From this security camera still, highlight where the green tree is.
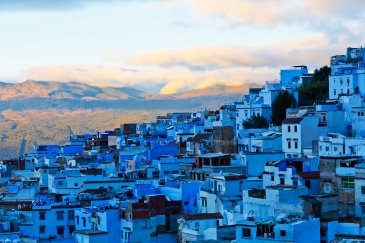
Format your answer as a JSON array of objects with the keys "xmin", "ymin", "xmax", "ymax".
[
  {"xmin": 243, "ymin": 114, "xmax": 269, "ymax": 129},
  {"xmin": 272, "ymin": 91, "xmax": 297, "ymax": 126},
  {"xmin": 299, "ymin": 66, "xmax": 331, "ymax": 106}
]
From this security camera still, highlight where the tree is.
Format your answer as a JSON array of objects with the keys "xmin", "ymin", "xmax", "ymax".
[
  {"xmin": 243, "ymin": 114, "xmax": 269, "ymax": 129},
  {"xmin": 298, "ymin": 66, "xmax": 331, "ymax": 106},
  {"xmin": 272, "ymin": 91, "xmax": 297, "ymax": 126}
]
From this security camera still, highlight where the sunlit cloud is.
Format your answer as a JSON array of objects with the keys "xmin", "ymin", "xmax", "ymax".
[
  {"xmin": 130, "ymin": 35, "xmax": 332, "ymax": 70},
  {"xmin": 23, "ymin": 64, "xmax": 276, "ymax": 94}
]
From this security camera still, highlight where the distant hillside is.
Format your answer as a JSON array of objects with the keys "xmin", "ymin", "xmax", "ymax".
[
  {"xmin": 0, "ymin": 80, "xmax": 249, "ymax": 160},
  {"xmin": 0, "ymin": 80, "xmax": 247, "ymax": 111}
]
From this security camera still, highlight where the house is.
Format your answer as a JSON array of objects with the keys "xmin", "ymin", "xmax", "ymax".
[
  {"xmin": 19, "ymin": 193, "xmax": 79, "ymax": 242},
  {"xmin": 282, "ymin": 111, "xmax": 328, "ymax": 158},
  {"xmin": 318, "ymin": 133, "xmax": 365, "ymax": 157},
  {"xmin": 186, "ymin": 133, "xmax": 213, "ymax": 155},
  {"xmin": 198, "ymin": 173, "xmax": 244, "ymax": 221},
  {"xmin": 263, "ymin": 157, "xmax": 320, "ymax": 195},
  {"xmin": 120, "ymin": 194, "xmax": 182, "ymax": 243},
  {"xmin": 329, "ymin": 47, "xmax": 365, "ymax": 100},
  {"xmin": 191, "ymin": 153, "xmax": 245, "ymax": 180},
  {"xmin": 238, "ymin": 131, "xmax": 282, "ymax": 154},
  {"xmin": 177, "ymin": 213, "xmax": 222, "ymax": 243},
  {"xmin": 235, "ymin": 215, "xmax": 320, "ymax": 243},
  {"xmin": 73, "ymin": 230, "xmax": 108, "ymax": 243},
  {"xmin": 74, "ymin": 203, "xmax": 120, "ymax": 243}
]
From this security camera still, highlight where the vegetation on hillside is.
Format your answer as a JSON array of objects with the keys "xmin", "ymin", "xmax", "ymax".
[
  {"xmin": 272, "ymin": 91, "xmax": 297, "ymax": 126},
  {"xmin": 243, "ymin": 114, "xmax": 269, "ymax": 129},
  {"xmin": 298, "ymin": 66, "xmax": 331, "ymax": 106}
]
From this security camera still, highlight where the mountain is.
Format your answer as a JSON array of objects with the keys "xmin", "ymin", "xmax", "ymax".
[
  {"xmin": 0, "ymin": 80, "xmax": 145, "ymax": 100},
  {"xmin": 0, "ymin": 80, "xmax": 249, "ymax": 160},
  {"xmin": 0, "ymin": 80, "xmax": 247, "ymax": 111}
]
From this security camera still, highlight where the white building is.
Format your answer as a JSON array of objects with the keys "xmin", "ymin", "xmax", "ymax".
[
  {"xmin": 177, "ymin": 213, "xmax": 222, "ymax": 243},
  {"xmin": 75, "ymin": 206, "xmax": 120, "ymax": 243},
  {"xmin": 318, "ymin": 133, "xmax": 365, "ymax": 157},
  {"xmin": 198, "ymin": 173, "xmax": 244, "ymax": 220},
  {"xmin": 235, "ymin": 216, "xmax": 320, "ymax": 243},
  {"xmin": 282, "ymin": 114, "xmax": 328, "ymax": 158}
]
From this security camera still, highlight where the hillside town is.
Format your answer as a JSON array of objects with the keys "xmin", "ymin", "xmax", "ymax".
[{"xmin": 2, "ymin": 47, "xmax": 365, "ymax": 243}]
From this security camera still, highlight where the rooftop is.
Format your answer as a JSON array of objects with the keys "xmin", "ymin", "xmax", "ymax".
[{"xmin": 182, "ymin": 213, "xmax": 222, "ymax": 221}]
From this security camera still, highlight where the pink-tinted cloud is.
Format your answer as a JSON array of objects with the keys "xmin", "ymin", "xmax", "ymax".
[
  {"xmin": 130, "ymin": 35, "xmax": 335, "ymax": 70},
  {"xmin": 23, "ymin": 64, "xmax": 276, "ymax": 94}
]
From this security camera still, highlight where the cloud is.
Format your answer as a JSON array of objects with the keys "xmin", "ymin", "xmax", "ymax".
[
  {"xmin": 190, "ymin": 0, "xmax": 365, "ymax": 43},
  {"xmin": 191, "ymin": 0, "xmax": 365, "ymax": 26},
  {"xmin": 130, "ymin": 35, "xmax": 336, "ymax": 71}
]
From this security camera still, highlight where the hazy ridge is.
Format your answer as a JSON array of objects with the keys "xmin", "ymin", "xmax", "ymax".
[{"xmin": 0, "ymin": 80, "xmax": 248, "ymax": 160}]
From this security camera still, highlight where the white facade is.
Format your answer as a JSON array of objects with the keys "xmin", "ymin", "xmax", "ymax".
[
  {"xmin": 282, "ymin": 120, "xmax": 302, "ymax": 158},
  {"xmin": 282, "ymin": 115, "xmax": 328, "ymax": 158},
  {"xmin": 235, "ymin": 217, "xmax": 320, "ymax": 243}
]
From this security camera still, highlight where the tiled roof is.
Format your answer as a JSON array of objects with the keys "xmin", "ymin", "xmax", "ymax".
[
  {"xmin": 190, "ymin": 133, "xmax": 212, "ymax": 142},
  {"xmin": 297, "ymin": 171, "xmax": 320, "ymax": 179},
  {"xmin": 282, "ymin": 118, "xmax": 304, "ymax": 124},
  {"xmin": 182, "ymin": 213, "xmax": 222, "ymax": 220}
]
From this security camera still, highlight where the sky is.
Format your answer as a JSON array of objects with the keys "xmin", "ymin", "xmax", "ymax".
[{"xmin": 0, "ymin": 0, "xmax": 365, "ymax": 94}]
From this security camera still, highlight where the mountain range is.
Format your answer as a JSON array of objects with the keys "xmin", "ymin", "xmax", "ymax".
[
  {"xmin": 0, "ymin": 80, "xmax": 249, "ymax": 160},
  {"xmin": 0, "ymin": 80, "xmax": 248, "ymax": 111}
]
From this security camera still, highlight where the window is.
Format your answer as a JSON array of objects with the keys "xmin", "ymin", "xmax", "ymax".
[
  {"xmin": 68, "ymin": 210, "xmax": 75, "ymax": 220},
  {"xmin": 361, "ymin": 186, "xmax": 365, "ymax": 194},
  {"xmin": 305, "ymin": 180, "xmax": 311, "ymax": 189},
  {"xmin": 76, "ymin": 216, "xmax": 79, "ymax": 225},
  {"xmin": 334, "ymin": 147, "xmax": 338, "ymax": 152},
  {"xmin": 294, "ymin": 125, "xmax": 297, "ymax": 132},
  {"xmin": 68, "ymin": 225, "xmax": 75, "ymax": 234},
  {"xmin": 195, "ymin": 222, "xmax": 199, "ymax": 229},
  {"xmin": 242, "ymin": 228, "xmax": 251, "ymax": 238},
  {"xmin": 292, "ymin": 178, "xmax": 298, "ymax": 187},
  {"xmin": 56, "ymin": 211, "xmax": 64, "ymax": 220},
  {"xmin": 334, "ymin": 89, "xmax": 336, "ymax": 96},
  {"xmin": 57, "ymin": 180, "xmax": 63, "ymax": 187},
  {"xmin": 57, "ymin": 226, "xmax": 64, "ymax": 236},
  {"xmin": 39, "ymin": 225, "xmax": 46, "ymax": 234},
  {"xmin": 201, "ymin": 197, "xmax": 207, "ymax": 207},
  {"xmin": 218, "ymin": 185, "xmax": 222, "ymax": 193},
  {"xmin": 287, "ymin": 141, "xmax": 291, "ymax": 149},
  {"xmin": 82, "ymin": 217, "xmax": 86, "ymax": 227},
  {"xmin": 74, "ymin": 183, "xmax": 78, "ymax": 187},
  {"xmin": 280, "ymin": 230, "xmax": 286, "ymax": 236},
  {"xmin": 256, "ymin": 224, "xmax": 274, "ymax": 237},
  {"xmin": 280, "ymin": 178, "xmax": 285, "ymax": 185},
  {"xmin": 342, "ymin": 177, "xmax": 355, "ymax": 189},
  {"xmin": 325, "ymin": 146, "xmax": 329, "ymax": 152},
  {"xmin": 39, "ymin": 212, "xmax": 46, "ymax": 220},
  {"xmin": 362, "ymin": 206, "xmax": 365, "ymax": 215},
  {"xmin": 271, "ymin": 175, "xmax": 274, "ymax": 181},
  {"xmin": 287, "ymin": 126, "xmax": 291, "ymax": 132},
  {"xmin": 294, "ymin": 141, "xmax": 298, "ymax": 149}
]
